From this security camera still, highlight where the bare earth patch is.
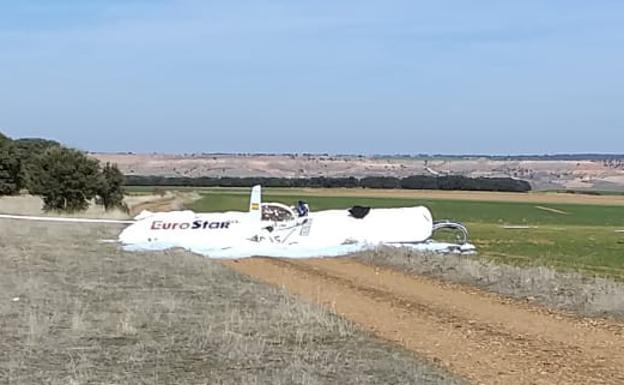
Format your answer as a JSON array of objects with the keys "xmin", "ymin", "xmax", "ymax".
[{"xmin": 226, "ymin": 257, "xmax": 624, "ymax": 385}]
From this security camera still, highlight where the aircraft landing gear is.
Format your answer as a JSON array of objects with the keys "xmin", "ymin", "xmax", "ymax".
[{"xmin": 431, "ymin": 220, "xmax": 469, "ymax": 244}]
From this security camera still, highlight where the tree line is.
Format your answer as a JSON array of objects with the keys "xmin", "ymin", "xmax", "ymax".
[
  {"xmin": 125, "ymin": 174, "xmax": 532, "ymax": 192},
  {"xmin": 0, "ymin": 133, "xmax": 125, "ymax": 212}
]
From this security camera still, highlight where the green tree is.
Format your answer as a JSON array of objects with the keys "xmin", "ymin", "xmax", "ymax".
[
  {"xmin": 13, "ymin": 138, "xmax": 60, "ymax": 154},
  {"xmin": 97, "ymin": 162, "xmax": 127, "ymax": 212},
  {"xmin": 29, "ymin": 146, "xmax": 102, "ymax": 212},
  {"xmin": 0, "ymin": 132, "xmax": 9, "ymax": 146},
  {"xmin": 12, "ymin": 138, "xmax": 61, "ymax": 192},
  {"xmin": 0, "ymin": 141, "xmax": 23, "ymax": 195}
]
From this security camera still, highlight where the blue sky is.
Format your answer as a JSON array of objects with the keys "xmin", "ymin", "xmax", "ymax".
[{"xmin": 1, "ymin": 1, "xmax": 623, "ymax": 154}]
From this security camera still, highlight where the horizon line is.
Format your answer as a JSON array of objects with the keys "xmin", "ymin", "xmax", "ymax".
[{"xmin": 88, "ymin": 151, "xmax": 624, "ymax": 158}]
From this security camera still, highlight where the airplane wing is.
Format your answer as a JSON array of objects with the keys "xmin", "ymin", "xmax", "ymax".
[{"xmin": 0, "ymin": 214, "xmax": 135, "ymax": 224}]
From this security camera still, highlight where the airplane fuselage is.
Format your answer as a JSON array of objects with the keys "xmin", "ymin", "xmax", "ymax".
[{"xmin": 119, "ymin": 205, "xmax": 434, "ymax": 252}]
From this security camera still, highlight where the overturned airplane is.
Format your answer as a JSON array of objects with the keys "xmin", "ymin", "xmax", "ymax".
[{"xmin": 118, "ymin": 186, "xmax": 475, "ymax": 258}]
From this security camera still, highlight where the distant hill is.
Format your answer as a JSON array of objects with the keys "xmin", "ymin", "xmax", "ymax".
[{"xmin": 92, "ymin": 153, "xmax": 624, "ymax": 191}]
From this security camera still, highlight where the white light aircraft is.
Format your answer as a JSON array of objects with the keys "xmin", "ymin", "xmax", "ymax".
[{"xmin": 0, "ymin": 186, "xmax": 475, "ymax": 258}]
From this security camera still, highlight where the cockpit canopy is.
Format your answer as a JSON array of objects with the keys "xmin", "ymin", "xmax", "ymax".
[{"xmin": 261, "ymin": 203, "xmax": 296, "ymax": 222}]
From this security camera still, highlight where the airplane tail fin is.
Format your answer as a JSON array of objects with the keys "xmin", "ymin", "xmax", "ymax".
[{"xmin": 249, "ymin": 185, "xmax": 262, "ymax": 221}]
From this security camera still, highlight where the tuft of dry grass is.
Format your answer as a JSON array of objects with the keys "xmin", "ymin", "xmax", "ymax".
[
  {"xmin": 0, "ymin": 220, "xmax": 466, "ymax": 385},
  {"xmin": 0, "ymin": 192, "xmax": 201, "ymax": 220},
  {"xmin": 355, "ymin": 247, "xmax": 624, "ymax": 318}
]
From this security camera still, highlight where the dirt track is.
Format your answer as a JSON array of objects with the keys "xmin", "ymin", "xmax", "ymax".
[{"xmin": 224, "ymin": 258, "xmax": 624, "ymax": 385}]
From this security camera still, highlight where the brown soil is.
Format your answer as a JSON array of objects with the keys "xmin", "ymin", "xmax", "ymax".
[{"xmin": 224, "ymin": 257, "xmax": 624, "ymax": 385}]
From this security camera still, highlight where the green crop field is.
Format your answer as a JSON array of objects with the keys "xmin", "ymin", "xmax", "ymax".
[{"xmin": 178, "ymin": 188, "xmax": 624, "ymax": 279}]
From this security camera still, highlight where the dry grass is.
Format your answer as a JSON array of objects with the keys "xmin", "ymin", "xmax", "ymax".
[
  {"xmin": 355, "ymin": 247, "xmax": 624, "ymax": 318},
  {"xmin": 0, "ymin": 221, "xmax": 466, "ymax": 385},
  {"xmin": 124, "ymin": 191, "xmax": 201, "ymax": 215},
  {"xmin": 0, "ymin": 192, "xmax": 201, "ymax": 219},
  {"xmin": 0, "ymin": 195, "xmax": 129, "ymax": 218}
]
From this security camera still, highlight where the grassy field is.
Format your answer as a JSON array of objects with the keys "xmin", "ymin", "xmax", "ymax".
[
  {"xmin": 175, "ymin": 188, "xmax": 624, "ymax": 278},
  {"xmin": 125, "ymin": 186, "xmax": 624, "ymax": 205},
  {"xmin": 0, "ymin": 220, "xmax": 465, "ymax": 385}
]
